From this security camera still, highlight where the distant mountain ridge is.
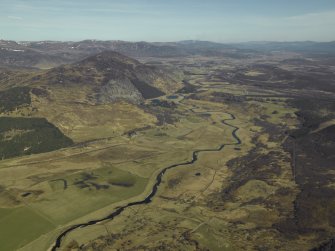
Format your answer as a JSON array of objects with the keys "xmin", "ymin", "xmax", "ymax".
[
  {"xmin": 231, "ymin": 41, "xmax": 335, "ymax": 53},
  {"xmin": 1, "ymin": 39, "xmax": 335, "ymax": 69}
]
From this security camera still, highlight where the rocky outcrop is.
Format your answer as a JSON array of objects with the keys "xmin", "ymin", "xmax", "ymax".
[{"xmin": 97, "ymin": 78, "xmax": 143, "ymax": 104}]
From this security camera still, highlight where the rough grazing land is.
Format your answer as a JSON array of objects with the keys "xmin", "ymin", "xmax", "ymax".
[{"xmin": 0, "ymin": 50, "xmax": 334, "ymax": 251}]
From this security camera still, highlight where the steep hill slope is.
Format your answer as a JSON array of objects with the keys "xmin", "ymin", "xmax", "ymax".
[
  {"xmin": 28, "ymin": 51, "xmax": 181, "ymax": 103},
  {"xmin": 0, "ymin": 51, "xmax": 182, "ymax": 143}
]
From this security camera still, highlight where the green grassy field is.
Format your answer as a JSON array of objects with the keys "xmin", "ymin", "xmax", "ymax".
[
  {"xmin": 0, "ymin": 165, "xmax": 148, "ymax": 251},
  {"xmin": 28, "ymin": 166, "xmax": 148, "ymax": 225},
  {"xmin": 0, "ymin": 207, "xmax": 54, "ymax": 251}
]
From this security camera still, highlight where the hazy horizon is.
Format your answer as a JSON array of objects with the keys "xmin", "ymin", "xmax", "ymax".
[
  {"xmin": 1, "ymin": 0, "xmax": 335, "ymax": 42},
  {"xmin": 2, "ymin": 39, "xmax": 335, "ymax": 44}
]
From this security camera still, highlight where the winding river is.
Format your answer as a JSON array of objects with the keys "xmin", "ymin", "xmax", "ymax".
[{"xmin": 51, "ymin": 111, "xmax": 241, "ymax": 250}]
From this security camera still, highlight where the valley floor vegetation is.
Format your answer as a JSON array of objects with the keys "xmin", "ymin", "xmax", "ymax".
[{"xmin": 0, "ymin": 48, "xmax": 334, "ymax": 251}]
